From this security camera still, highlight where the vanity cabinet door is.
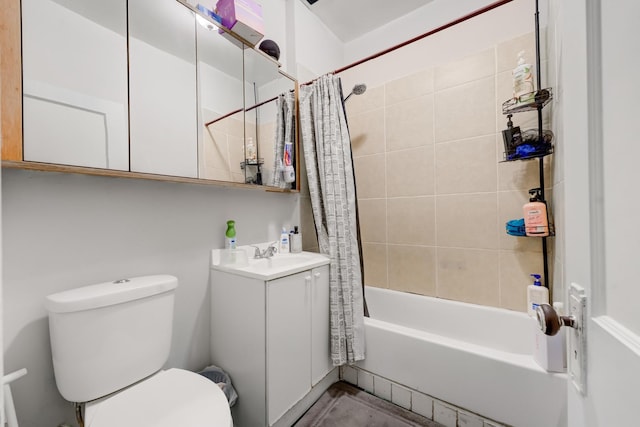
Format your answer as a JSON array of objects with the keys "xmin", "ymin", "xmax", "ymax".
[
  {"xmin": 266, "ymin": 271, "xmax": 312, "ymax": 426},
  {"xmin": 311, "ymin": 265, "xmax": 333, "ymax": 385}
]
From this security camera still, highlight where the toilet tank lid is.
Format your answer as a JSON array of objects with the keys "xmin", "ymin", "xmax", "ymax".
[{"xmin": 45, "ymin": 275, "xmax": 178, "ymax": 314}]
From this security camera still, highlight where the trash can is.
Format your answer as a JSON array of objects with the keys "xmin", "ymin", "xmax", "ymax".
[{"xmin": 198, "ymin": 365, "xmax": 238, "ymax": 407}]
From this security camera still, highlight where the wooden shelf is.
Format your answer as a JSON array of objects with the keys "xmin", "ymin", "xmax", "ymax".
[{"xmin": 1, "ymin": 160, "xmax": 298, "ymax": 193}]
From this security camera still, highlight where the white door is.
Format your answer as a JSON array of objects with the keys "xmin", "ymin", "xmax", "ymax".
[{"xmin": 561, "ymin": 0, "xmax": 640, "ymax": 425}]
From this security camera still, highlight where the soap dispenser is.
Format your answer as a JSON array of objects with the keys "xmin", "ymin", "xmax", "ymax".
[
  {"xmin": 527, "ymin": 273, "xmax": 549, "ymax": 317},
  {"xmin": 225, "ymin": 220, "xmax": 237, "ymax": 249},
  {"xmin": 523, "ymin": 188, "xmax": 549, "ymax": 237},
  {"xmin": 513, "ymin": 50, "xmax": 534, "ymax": 102}
]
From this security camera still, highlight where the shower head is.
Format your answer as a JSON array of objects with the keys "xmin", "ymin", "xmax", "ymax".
[{"xmin": 344, "ymin": 83, "xmax": 367, "ymax": 102}]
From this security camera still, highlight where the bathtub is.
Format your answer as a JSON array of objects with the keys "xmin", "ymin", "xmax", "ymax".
[{"xmin": 357, "ymin": 287, "xmax": 567, "ymax": 427}]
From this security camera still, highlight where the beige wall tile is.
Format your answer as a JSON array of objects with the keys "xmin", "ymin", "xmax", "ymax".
[
  {"xmin": 354, "ymin": 154, "xmax": 386, "ymax": 199},
  {"xmin": 349, "ymin": 108, "xmax": 386, "ymax": 156},
  {"xmin": 228, "ymin": 115, "xmax": 245, "ymax": 137},
  {"xmin": 388, "ymin": 245, "xmax": 436, "ymax": 296},
  {"xmin": 437, "ymin": 248, "xmax": 500, "ymax": 306},
  {"xmin": 435, "ymin": 77, "xmax": 495, "ymax": 143},
  {"xmin": 385, "ymin": 94, "xmax": 434, "ymax": 152},
  {"xmin": 228, "ymin": 135, "xmax": 245, "ymax": 175},
  {"xmin": 385, "ymin": 69, "xmax": 434, "ymax": 106},
  {"xmin": 435, "ymin": 135, "xmax": 497, "ymax": 194},
  {"xmin": 434, "ymin": 48, "xmax": 495, "ymax": 91},
  {"xmin": 386, "ymin": 147, "xmax": 435, "ymax": 197},
  {"xmin": 346, "ymin": 85, "xmax": 384, "ymax": 116},
  {"xmin": 203, "ymin": 128, "xmax": 230, "ymax": 171},
  {"xmin": 387, "ymin": 196, "xmax": 436, "ymax": 245},
  {"xmin": 363, "ymin": 243, "xmax": 388, "ymax": 288},
  {"xmin": 498, "ymin": 190, "xmax": 544, "ymax": 252},
  {"xmin": 202, "ymin": 167, "xmax": 231, "ymax": 182},
  {"xmin": 357, "ymin": 199, "xmax": 387, "ymax": 243},
  {"xmin": 499, "ymin": 250, "xmax": 545, "ymax": 312},
  {"xmin": 496, "ymin": 32, "xmax": 538, "ymax": 73},
  {"xmin": 436, "ymin": 193, "xmax": 499, "ymax": 249},
  {"xmin": 497, "ymin": 134, "xmax": 553, "ymax": 191}
]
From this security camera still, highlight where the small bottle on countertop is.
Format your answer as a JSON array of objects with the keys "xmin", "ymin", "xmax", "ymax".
[
  {"xmin": 225, "ymin": 220, "xmax": 236, "ymax": 249},
  {"xmin": 279, "ymin": 227, "xmax": 290, "ymax": 253}
]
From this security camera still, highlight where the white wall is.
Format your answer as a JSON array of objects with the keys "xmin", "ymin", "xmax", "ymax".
[
  {"xmin": 340, "ymin": 0, "xmax": 535, "ymax": 93},
  {"xmin": 2, "ymin": 169, "xmax": 299, "ymax": 426},
  {"xmin": 292, "ymin": 0, "xmax": 344, "ymax": 80},
  {"xmin": 344, "ymin": 0, "xmax": 511, "ymax": 63}
]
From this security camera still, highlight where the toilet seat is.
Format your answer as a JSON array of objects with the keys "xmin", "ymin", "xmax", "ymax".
[{"xmin": 84, "ymin": 368, "xmax": 232, "ymax": 427}]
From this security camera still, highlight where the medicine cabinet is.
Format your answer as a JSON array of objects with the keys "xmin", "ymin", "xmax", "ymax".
[{"xmin": 5, "ymin": 0, "xmax": 298, "ymax": 192}]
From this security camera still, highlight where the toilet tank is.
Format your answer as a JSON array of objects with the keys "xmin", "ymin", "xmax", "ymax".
[{"xmin": 45, "ymin": 275, "xmax": 178, "ymax": 403}]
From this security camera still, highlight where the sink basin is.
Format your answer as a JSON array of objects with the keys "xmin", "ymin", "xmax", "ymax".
[{"xmin": 211, "ymin": 246, "xmax": 330, "ymax": 280}]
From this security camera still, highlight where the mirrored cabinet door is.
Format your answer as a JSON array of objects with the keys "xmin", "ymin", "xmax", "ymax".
[
  {"xmin": 243, "ymin": 49, "xmax": 297, "ymax": 189},
  {"xmin": 196, "ymin": 19, "xmax": 245, "ymax": 183},
  {"xmin": 129, "ymin": 0, "xmax": 198, "ymax": 178},
  {"xmin": 22, "ymin": 0, "xmax": 129, "ymax": 170}
]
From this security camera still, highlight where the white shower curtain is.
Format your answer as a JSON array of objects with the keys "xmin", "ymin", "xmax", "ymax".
[{"xmin": 299, "ymin": 74, "xmax": 365, "ymax": 366}]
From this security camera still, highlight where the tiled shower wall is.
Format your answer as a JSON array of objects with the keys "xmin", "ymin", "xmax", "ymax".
[
  {"xmin": 345, "ymin": 32, "xmax": 553, "ymax": 312},
  {"xmin": 201, "ymin": 111, "xmax": 276, "ymax": 185}
]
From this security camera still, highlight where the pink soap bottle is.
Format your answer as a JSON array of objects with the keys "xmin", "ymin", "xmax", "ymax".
[{"xmin": 523, "ymin": 188, "xmax": 549, "ymax": 237}]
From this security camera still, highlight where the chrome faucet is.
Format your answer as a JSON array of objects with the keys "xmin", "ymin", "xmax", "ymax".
[{"xmin": 251, "ymin": 243, "xmax": 278, "ymax": 259}]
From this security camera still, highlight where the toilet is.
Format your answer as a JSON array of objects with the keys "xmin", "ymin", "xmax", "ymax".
[{"xmin": 45, "ymin": 275, "xmax": 232, "ymax": 427}]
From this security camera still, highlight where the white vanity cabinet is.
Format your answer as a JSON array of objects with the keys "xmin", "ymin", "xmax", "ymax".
[{"xmin": 210, "ymin": 258, "xmax": 333, "ymax": 427}]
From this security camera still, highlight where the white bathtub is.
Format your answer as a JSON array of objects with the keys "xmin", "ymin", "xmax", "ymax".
[{"xmin": 357, "ymin": 287, "xmax": 567, "ymax": 427}]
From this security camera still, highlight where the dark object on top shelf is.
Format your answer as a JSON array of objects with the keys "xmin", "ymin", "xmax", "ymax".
[
  {"xmin": 259, "ymin": 39, "xmax": 280, "ymax": 60},
  {"xmin": 502, "ymin": 88, "xmax": 552, "ymax": 114}
]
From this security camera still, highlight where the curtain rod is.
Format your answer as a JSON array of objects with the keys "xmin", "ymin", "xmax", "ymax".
[{"xmin": 303, "ymin": 0, "xmax": 514, "ymax": 85}]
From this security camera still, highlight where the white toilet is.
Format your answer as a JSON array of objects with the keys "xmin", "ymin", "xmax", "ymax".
[{"xmin": 45, "ymin": 275, "xmax": 232, "ymax": 427}]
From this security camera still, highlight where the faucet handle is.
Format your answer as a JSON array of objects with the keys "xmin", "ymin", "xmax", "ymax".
[
  {"xmin": 265, "ymin": 246, "xmax": 277, "ymax": 257},
  {"xmin": 250, "ymin": 245, "xmax": 261, "ymax": 258}
]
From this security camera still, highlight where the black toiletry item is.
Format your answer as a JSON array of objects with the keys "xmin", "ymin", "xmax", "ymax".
[{"xmin": 502, "ymin": 114, "xmax": 523, "ymax": 159}]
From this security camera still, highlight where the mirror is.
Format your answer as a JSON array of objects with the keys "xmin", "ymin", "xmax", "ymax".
[
  {"xmin": 129, "ymin": 0, "xmax": 198, "ymax": 178},
  {"xmin": 21, "ymin": 0, "xmax": 298, "ymax": 188},
  {"xmin": 242, "ymin": 49, "xmax": 297, "ymax": 188},
  {"xmin": 196, "ymin": 10, "xmax": 245, "ymax": 182},
  {"xmin": 195, "ymin": 16, "xmax": 298, "ymax": 188},
  {"xmin": 22, "ymin": 0, "xmax": 129, "ymax": 170}
]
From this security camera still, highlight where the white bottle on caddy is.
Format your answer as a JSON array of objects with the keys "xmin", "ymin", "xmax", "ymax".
[{"xmin": 527, "ymin": 273, "xmax": 549, "ymax": 317}]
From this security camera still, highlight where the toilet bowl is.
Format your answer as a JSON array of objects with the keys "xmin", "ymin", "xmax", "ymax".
[
  {"xmin": 45, "ymin": 275, "xmax": 232, "ymax": 426},
  {"xmin": 84, "ymin": 369, "xmax": 231, "ymax": 427}
]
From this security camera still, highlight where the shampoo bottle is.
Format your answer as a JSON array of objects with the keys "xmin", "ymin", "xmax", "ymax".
[
  {"xmin": 280, "ymin": 227, "xmax": 290, "ymax": 253},
  {"xmin": 513, "ymin": 50, "xmax": 535, "ymax": 102},
  {"xmin": 225, "ymin": 220, "xmax": 237, "ymax": 249},
  {"xmin": 523, "ymin": 188, "xmax": 549, "ymax": 237},
  {"xmin": 527, "ymin": 273, "xmax": 549, "ymax": 317}
]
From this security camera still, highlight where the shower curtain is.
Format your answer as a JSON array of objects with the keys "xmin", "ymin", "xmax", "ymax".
[
  {"xmin": 271, "ymin": 91, "xmax": 296, "ymax": 189},
  {"xmin": 299, "ymin": 74, "xmax": 365, "ymax": 366}
]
